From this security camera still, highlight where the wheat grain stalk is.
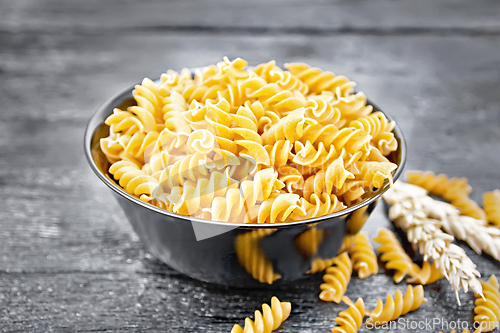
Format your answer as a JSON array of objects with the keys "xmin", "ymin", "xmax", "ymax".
[
  {"xmin": 441, "ymin": 213, "xmax": 500, "ymax": 261},
  {"xmin": 383, "ymin": 182, "xmax": 483, "ymax": 302}
]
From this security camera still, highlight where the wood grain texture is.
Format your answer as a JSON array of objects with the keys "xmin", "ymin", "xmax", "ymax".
[
  {"xmin": 1, "ymin": 1, "xmax": 500, "ymax": 332},
  {"xmin": 1, "ymin": 0, "xmax": 500, "ymax": 34}
]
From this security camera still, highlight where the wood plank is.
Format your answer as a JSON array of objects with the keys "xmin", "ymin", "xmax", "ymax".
[
  {"xmin": 1, "ymin": 0, "xmax": 500, "ymax": 33},
  {"xmin": 1, "ymin": 33, "xmax": 499, "ymax": 189},
  {"xmin": 0, "ymin": 265, "xmax": 492, "ymax": 332}
]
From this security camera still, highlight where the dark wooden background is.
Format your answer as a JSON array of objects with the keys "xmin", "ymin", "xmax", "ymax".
[{"xmin": 1, "ymin": 1, "xmax": 500, "ymax": 332}]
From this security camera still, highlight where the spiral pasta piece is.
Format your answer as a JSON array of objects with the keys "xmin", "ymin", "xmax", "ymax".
[
  {"xmin": 277, "ymin": 165, "xmax": 304, "ymax": 193},
  {"xmin": 293, "ymin": 141, "xmax": 337, "ymax": 168},
  {"xmin": 234, "ymin": 229, "xmax": 281, "ymax": 284},
  {"xmin": 333, "ymin": 180, "xmax": 366, "ymax": 204},
  {"xmin": 451, "ymin": 195, "xmax": 487, "ymax": 221},
  {"xmin": 484, "ymin": 190, "xmax": 500, "ymax": 227},
  {"xmin": 133, "ymin": 131, "xmax": 182, "ymax": 164},
  {"xmin": 231, "ymin": 296, "xmax": 291, "ymax": 333},
  {"xmin": 221, "ymin": 57, "xmax": 250, "ymax": 81},
  {"xmin": 373, "ymin": 229, "xmax": 415, "ymax": 283},
  {"xmin": 406, "ymin": 170, "xmax": 471, "ymax": 199},
  {"xmin": 319, "ymin": 252, "xmax": 353, "ymax": 303},
  {"xmin": 332, "ymin": 297, "xmax": 366, "ymax": 333},
  {"xmin": 284, "ymin": 63, "xmax": 355, "ymax": 97},
  {"xmin": 262, "ymin": 107, "xmax": 317, "ymax": 145},
  {"xmin": 291, "ymin": 193, "xmax": 346, "ymax": 221},
  {"xmin": 162, "ymin": 169, "xmax": 236, "ymax": 216},
  {"xmin": 158, "ymin": 68, "xmax": 193, "ymax": 97},
  {"xmin": 265, "ymin": 140, "xmax": 292, "ymax": 168},
  {"xmin": 299, "ymin": 127, "xmax": 372, "ymax": 158},
  {"xmin": 355, "ymin": 161, "xmax": 398, "ymax": 189},
  {"xmin": 240, "ymin": 73, "xmax": 308, "ymax": 114},
  {"xmin": 171, "ymin": 76, "xmax": 223, "ymax": 105},
  {"xmin": 348, "ymin": 232, "xmax": 378, "ymax": 279},
  {"xmin": 365, "ymin": 285, "xmax": 426, "ymax": 326},
  {"xmin": 255, "ymin": 193, "xmax": 304, "ymax": 224},
  {"xmin": 253, "ymin": 60, "xmax": 309, "ymax": 95},
  {"xmin": 154, "ymin": 152, "xmax": 219, "ymax": 190},
  {"xmin": 406, "ymin": 260, "xmax": 444, "ymax": 285},
  {"xmin": 298, "ymin": 123, "xmax": 338, "ymax": 148},
  {"xmin": 333, "ymin": 92, "xmax": 373, "ymax": 121},
  {"xmin": 406, "ymin": 170, "xmax": 487, "ymax": 220},
  {"xmin": 105, "ymin": 107, "xmax": 155, "ymax": 135},
  {"xmin": 210, "ymin": 168, "xmax": 283, "ymax": 223},
  {"xmin": 301, "ymin": 156, "xmax": 354, "ymax": 201},
  {"xmin": 162, "ymin": 90, "xmax": 188, "ymax": 115},
  {"xmin": 350, "ymin": 111, "xmax": 397, "ymax": 156},
  {"xmin": 100, "ymin": 135, "xmax": 129, "ymax": 164},
  {"xmin": 474, "ymin": 275, "xmax": 500, "ymax": 332},
  {"xmin": 108, "ymin": 161, "xmax": 159, "ymax": 202},
  {"xmin": 133, "ymin": 77, "xmax": 164, "ymax": 123},
  {"xmin": 305, "ymin": 94, "xmax": 344, "ymax": 127}
]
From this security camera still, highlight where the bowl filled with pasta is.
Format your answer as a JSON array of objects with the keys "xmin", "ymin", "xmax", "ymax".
[{"xmin": 84, "ymin": 58, "xmax": 406, "ymax": 286}]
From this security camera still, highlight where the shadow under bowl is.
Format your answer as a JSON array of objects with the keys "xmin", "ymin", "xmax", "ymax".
[{"xmin": 84, "ymin": 81, "xmax": 407, "ymax": 287}]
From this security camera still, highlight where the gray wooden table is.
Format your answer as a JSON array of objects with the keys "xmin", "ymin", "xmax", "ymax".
[{"xmin": 1, "ymin": 1, "xmax": 500, "ymax": 332}]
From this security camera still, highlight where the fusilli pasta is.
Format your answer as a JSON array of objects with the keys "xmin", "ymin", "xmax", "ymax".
[
  {"xmin": 474, "ymin": 275, "xmax": 499, "ymax": 332},
  {"xmin": 365, "ymin": 285, "xmax": 426, "ymax": 326},
  {"xmin": 406, "ymin": 171, "xmax": 487, "ymax": 220},
  {"xmin": 108, "ymin": 161, "xmax": 159, "ymax": 202},
  {"xmin": 231, "ymin": 296, "xmax": 291, "ymax": 333},
  {"xmin": 319, "ymin": 252, "xmax": 352, "ymax": 303},
  {"xmin": 332, "ymin": 296, "xmax": 366, "ymax": 333},
  {"xmin": 284, "ymin": 63, "xmax": 355, "ymax": 97},
  {"xmin": 348, "ymin": 232, "xmax": 378, "ymax": 279},
  {"xmin": 350, "ymin": 111, "xmax": 397, "ymax": 156},
  {"xmin": 373, "ymin": 228, "xmax": 415, "ymax": 283},
  {"xmin": 483, "ymin": 190, "xmax": 500, "ymax": 227},
  {"xmin": 452, "ymin": 196, "xmax": 487, "ymax": 221},
  {"xmin": 406, "ymin": 260, "xmax": 444, "ymax": 285}
]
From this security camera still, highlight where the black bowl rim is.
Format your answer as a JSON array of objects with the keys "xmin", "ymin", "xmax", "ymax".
[{"xmin": 84, "ymin": 74, "xmax": 407, "ymax": 229}]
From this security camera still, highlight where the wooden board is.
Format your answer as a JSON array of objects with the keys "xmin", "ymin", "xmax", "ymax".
[{"xmin": 1, "ymin": 1, "xmax": 500, "ymax": 332}]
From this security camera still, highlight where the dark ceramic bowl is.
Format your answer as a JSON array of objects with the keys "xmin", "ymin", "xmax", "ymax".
[{"xmin": 84, "ymin": 78, "xmax": 407, "ymax": 287}]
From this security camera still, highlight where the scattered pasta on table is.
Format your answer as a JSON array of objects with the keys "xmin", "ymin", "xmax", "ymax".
[
  {"xmin": 331, "ymin": 296, "xmax": 366, "ymax": 333},
  {"xmin": 319, "ymin": 252, "xmax": 353, "ymax": 303},
  {"xmin": 373, "ymin": 228, "xmax": 415, "ymax": 283},
  {"xmin": 348, "ymin": 232, "xmax": 378, "ymax": 279},
  {"xmin": 231, "ymin": 296, "xmax": 291, "ymax": 333},
  {"xmin": 365, "ymin": 285, "xmax": 426, "ymax": 326}
]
